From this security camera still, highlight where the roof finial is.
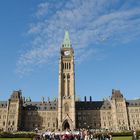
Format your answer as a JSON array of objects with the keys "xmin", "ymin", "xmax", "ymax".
[
  {"xmin": 66, "ymin": 23, "xmax": 69, "ymax": 31},
  {"xmin": 62, "ymin": 31, "xmax": 71, "ymax": 48}
]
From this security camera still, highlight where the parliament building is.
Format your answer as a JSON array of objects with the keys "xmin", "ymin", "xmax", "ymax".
[{"xmin": 0, "ymin": 32, "xmax": 140, "ymax": 132}]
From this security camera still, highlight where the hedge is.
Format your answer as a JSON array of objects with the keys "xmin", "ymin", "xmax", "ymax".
[
  {"xmin": 88, "ymin": 131, "xmax": 140, "ymax": 138},
  {"xmin": 111, "ymin": 131, "xmax": 140, "ymax": 137},
  {"xmin": 0, "ymin": 132, "xmax": 37, "ymax": 138}
]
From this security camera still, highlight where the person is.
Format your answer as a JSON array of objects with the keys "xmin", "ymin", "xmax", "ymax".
[
  {"xmin": 79, "ymin": 129, "xmax": 84, "ymax": 140},
  {"xmin": 132, "ymin": 131, "xmax": 138, "ymax": 140},
  {"xmin": 84, "ymin": 131, "xmax": 90, "ymax": 140},
  {"xmin": 100, "ymin": 133, "xmax": 104, "ymax": 140},
  {"xmin": 35, "ymin": 127, "xmax": 38, "ymax": 133},
  {"xmin": 108, "ymin": 134, "xmax": 112, "ymax": 140}
]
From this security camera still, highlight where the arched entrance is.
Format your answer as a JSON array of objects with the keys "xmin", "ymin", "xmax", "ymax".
[{"xmin": 62, "ymin": 120, "xmax": 70, "ymax": 130}]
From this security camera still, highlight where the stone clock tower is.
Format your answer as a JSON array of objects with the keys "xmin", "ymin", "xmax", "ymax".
[{"xmin": 58, "ymin": 31, "xmax": 75, "ymax": 130}]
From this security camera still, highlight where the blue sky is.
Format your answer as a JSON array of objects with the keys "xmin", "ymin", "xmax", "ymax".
[{"xmin": 0, "ymin": 0, "xmax": 140, "ymax": 101}]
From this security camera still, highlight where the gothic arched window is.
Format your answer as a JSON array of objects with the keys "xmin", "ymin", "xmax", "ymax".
[
  {"xmin": 12, "ymin": 121, "xmax": 14, "ymax": 126},
  {"xmin": 69, "ymin": 63, "xmax": 71, "ymax": 69},
  {"xmin": 67, "ymin": 74, "xmax": 70, "ymax": 79},
  {"xmin": 63, "ymin": 74, "xmax": 65, "ymax": 79},
  {"xmin": 8, "ymin": 121, "xmax": 10, "ymax": 125},
  {"xmin": 67, "ymin": 74, "xmax": 70, "ymax": 96},
  {"xmin": 64, "ymin": 103, "xmax": 69, "ymax": 112},
  {"xmin": 3, "ymin": 121, "xmax": 5, "ymax": 126}
]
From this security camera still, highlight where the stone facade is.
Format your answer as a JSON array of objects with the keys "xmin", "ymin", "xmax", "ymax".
[{"xmin": 0, "ymin": 32, "xmax": 140, "ymax": 132}]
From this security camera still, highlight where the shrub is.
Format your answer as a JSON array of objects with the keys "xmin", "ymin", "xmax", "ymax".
[
  {"xmin": 110, "ymin": 131, "xmax": 140, "ymax": 137},
  {"xmin": 0, "ymin": 131, "xmax": 37, "ymax": 138}
]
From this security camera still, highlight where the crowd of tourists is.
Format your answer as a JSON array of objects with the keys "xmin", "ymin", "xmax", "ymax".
[{"xmin": 33, "ymin": 128, "xmax": 112, "ymax": 140}]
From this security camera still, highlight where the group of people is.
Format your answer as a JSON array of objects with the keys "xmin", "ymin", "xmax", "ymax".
[
  {"xmin": 34, "ymin": 128, "xmax": 112, "ymax": 140},
  {"xmin": 33, "ymin": 128, "xmax": 140, "ymax": 140}
]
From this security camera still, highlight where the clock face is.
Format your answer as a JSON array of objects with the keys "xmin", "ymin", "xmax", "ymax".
[{"xmin": 64, "ymin": 50, "xmax": 70, "ymax": 56}]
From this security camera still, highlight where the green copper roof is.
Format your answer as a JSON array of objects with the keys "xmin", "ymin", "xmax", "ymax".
[{"xmin": 62, "ymin": 31, "xmax": 71, "ymax": 48}]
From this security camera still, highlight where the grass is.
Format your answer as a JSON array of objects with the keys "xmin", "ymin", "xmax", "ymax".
[
  {"xmin": 0, "ymin": 138, "xmax": 32, "ymax": 140},
  {"xmin": 113, "ymin": 136, "xmax": 132, "ymax": 140}
]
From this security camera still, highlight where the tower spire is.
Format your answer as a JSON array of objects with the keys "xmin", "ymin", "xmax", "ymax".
[
  {"xmin": 62, "ymin": 31, "xmax": 71, "ymax": 48},
  {"xmin": 58, "ymin": 31, "xmax": 75, "ymax": 130}
]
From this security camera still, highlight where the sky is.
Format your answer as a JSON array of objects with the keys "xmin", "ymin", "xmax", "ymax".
[{"xmin": 0, "ymin": 0, "xmax": 140, "ymax": 101}]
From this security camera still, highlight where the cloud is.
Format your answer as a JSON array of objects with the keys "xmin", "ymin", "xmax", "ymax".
[
  {"xmin": 36, "ymin": 2, "xmax": 49, "ymax": 18},
  {"xmin": 16, "ymin": 0, "xmax": 140, "ymax": 75}
]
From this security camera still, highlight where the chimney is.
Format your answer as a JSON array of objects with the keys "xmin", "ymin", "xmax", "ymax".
[
  {"xmin": 42, "ymin": 96, "xmax": 45, "ymax": 103},
  {"xmin": 90, "ymin": 96, "xmax": 92, "ymax": 102},
  {"xmin": 84, "ymin": 96, "xmax": 86, "ymax": 102},
  {"xmin": 48, "ymin": 97, "xmax": 50, "ymax": 102},
  {"xmin": 112, "ymin": 89, "xmax": 115, "ymax": 94},
  {"xmin": 22, "ymin": 96, "xmax": 25, "ymax": 103}
]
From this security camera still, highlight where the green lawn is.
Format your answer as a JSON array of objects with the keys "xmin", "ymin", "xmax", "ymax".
[
  {"xmin": 0, "ymin": 138, "xmax": 31, "ymax": 140},
  {"xmin": 113, "ymin": 136, "xmax": 132, "ymax": 140}
]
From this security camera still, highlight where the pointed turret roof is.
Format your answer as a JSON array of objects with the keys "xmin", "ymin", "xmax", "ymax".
[{"xmin": 62, "ymin": 31, "xmax": 71, "ymax": 48}]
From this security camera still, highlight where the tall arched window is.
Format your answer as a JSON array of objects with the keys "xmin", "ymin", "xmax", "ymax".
[
  {"xmin": 62, "ymin": 63, "xmax": 64, "ymax": 70},
  {"xmin": 64, "ymin": 103, "xmax": 69, "ymax": 112},
  {"xmin": 63, "ymin": 74, "xmax": 65, "ymax": 96},
  {"xmin": 3, "ymin": 121, "xmax": 5, "ymax": 126},
  {"xmin": 12, "ymin": 121, "xmax": 14, "ymax": 126},
  {"xmin": 63, "ymin": 74, "xmax": 65, "ymax": 79},
  {"xmin": 69, "ymin": 63, "xmax": 71, "ymax": 69},
  {"xmin": 67, "ymin": 74, "xmax": 70, "ymax": 96}
]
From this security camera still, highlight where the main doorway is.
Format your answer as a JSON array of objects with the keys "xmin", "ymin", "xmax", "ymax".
[{"xmin": 63, "ymin": 120, "xmax": 70, "ymax": 130}]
